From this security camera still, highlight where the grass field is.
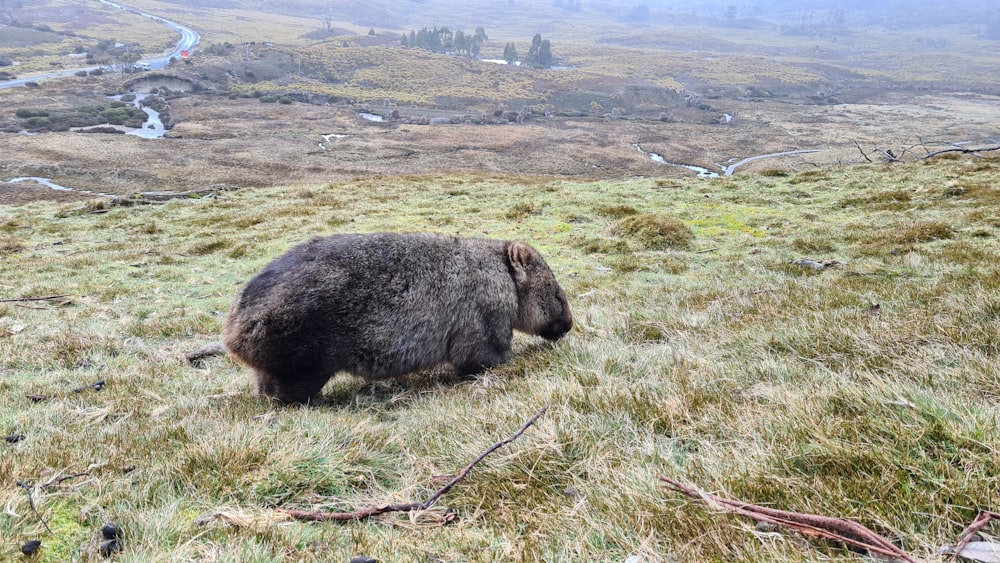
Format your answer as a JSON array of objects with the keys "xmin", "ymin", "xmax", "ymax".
[{"xmin": 2, "ymin": 156, "xmax": 998, "ymax": 561}]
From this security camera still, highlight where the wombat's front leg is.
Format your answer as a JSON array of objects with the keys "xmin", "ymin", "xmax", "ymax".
[
  {"xmin": 449, "ymin": 332, "xmax": 514, "ymax": 376},
  {"xmin": 255, "ymin": 369, "xmax": 329, "ymax": 403}
]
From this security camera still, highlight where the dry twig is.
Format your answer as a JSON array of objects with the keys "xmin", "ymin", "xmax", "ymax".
[
  {"xmin": 951, "ymin": 511, "xmax": 1000, "ymax": 562},
  {"xmin": 15, "ymin": 480, "xmax": 53, "ymax": 535},
  {"xmin": 280, "ymin": 405, "xmax": 549, "ymax": 522},
  {"xmin": 659, "ymin": 476, "xmax": 918, "ymax": 562},
  {"xmin": 0, "ymin": 295, "xmax": 68, "ymax": 303}
]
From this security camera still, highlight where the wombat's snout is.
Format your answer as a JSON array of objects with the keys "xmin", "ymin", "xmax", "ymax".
[{"xmin": 540, "ymin": 317, "xmax": 573, "ymax": 341}]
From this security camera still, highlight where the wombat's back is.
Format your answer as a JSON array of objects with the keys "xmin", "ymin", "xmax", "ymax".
[{"xmin": 223, "ymin": 233, "xmax": 517, "ymax": 389}]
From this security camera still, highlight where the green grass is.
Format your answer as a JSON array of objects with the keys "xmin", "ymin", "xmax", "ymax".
[{"xmin": 1, "ymin": 158, "xmax": 999, "ymax": 560}]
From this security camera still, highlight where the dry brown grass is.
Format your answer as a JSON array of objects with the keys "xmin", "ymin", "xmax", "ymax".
[{"xmin": 2, "ymin": 157, "xmax": 998, "ymax": 561}]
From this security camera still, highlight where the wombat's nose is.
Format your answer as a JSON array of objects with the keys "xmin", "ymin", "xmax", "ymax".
[{"xmin": 541, "ymin": 317, "xmax": 573, "ymax": 341}]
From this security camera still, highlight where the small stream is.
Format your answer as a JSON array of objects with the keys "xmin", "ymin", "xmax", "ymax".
[
  {"xmin": 127, "ymin": 94, "xmax": 165, "ymax": 139},
  {"xmin": 318, "ymin": 133, "xmax": 347, "ymax": 149},
  {"xmin": 634, "ymin": 144, "xmax": 722, "ymax": 178}
]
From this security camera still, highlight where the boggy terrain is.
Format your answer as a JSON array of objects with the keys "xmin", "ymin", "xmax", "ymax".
[
  {"xmin": 3, "ymin": 0, "xmax": 1000, "ymax": 203},
  {"xmin": 2, "ymin": 77, "xmax": 998, "ymax": 205}
]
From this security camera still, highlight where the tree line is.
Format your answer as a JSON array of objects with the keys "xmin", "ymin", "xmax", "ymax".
[
  {"xmin": 401, "ymin": 26, "xmax": 488, "ymax": 58},
  {"xmin": 401, "ymin": 27, "xmax": 555, "ymax": 68}
]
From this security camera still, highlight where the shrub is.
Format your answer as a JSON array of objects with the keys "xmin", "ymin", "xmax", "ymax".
[
  {"xmin": 16, "ymin": 109, "xmax": 49, "ymax": 118},
  {"xmin": 612, "ymin": 213, "xmax": 694, "ymax": 250}
]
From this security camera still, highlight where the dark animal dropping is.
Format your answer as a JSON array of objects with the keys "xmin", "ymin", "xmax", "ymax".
[
  {"xmin": 21, "ymin": 540, "xmax": 41, "ymax": 555},
  {"xmin": 224, "ymin": 233, "xmax": 573, "ymax": 402}
]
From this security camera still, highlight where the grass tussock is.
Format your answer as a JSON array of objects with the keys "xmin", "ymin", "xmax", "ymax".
[
  {"xmin": 611, "ymin": 213, "xmax": 695, "ymax": 250},
  {"xmin": 1, "ymin": 158, "xmax": 999, "ymax": 561}
]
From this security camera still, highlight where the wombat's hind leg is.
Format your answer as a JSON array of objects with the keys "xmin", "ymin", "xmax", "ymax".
[{"xmin": 254, "ymin": 369, "xmax": 329, "ymax": 404}]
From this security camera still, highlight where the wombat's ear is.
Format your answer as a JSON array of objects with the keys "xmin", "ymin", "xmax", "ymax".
[{"xmin": 508, "ymin": 242, "xmax": 534, "ymax": 285}]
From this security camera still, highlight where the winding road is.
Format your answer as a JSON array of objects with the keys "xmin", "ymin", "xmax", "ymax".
[{"xmin": 0, "ymin": 0, "xmax": 199, "ymax": 90}]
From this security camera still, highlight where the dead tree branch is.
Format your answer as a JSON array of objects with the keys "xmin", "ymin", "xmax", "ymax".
[
  {"xmin": 659, "ymin": 476, "xmax": 918, "ymax": 562},
  {"xmin": 853, "ymin": 137, "xmax": 1000, "ymax": 164},
  {"xmin": 280, "ymin": 405, "xmax": 549, "ymax": 522},
  {"xmin": 723, "ymin": 149, "xmax": 826, "ymax": 176},
  {"xmin": 852, "ymin": 139, "xmax": 873, "ymax": 163},
  {"xmin": 923, "ymin": 143, "xmax": 1000, "ymax": 159},
  {"xmin": 950, "ymin": 510, "xmax": 1000, "ymax": 562},
  {"xmin": 15, "ymin": 480, "xmax": 53, "ymax": 535}
]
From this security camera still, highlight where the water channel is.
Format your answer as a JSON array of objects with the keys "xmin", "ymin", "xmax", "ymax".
[{"xmin": 633, "ymin": 144, "xmax": 722, "ymax": 178}]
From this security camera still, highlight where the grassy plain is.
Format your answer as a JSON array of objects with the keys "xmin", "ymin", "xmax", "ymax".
[
  {"xmin": 2, "ymin": 156, "xmax": 999, "ymax": 561},
  {"xmin": 2, "ymin": 0, "xmax": 1000, "ymax": 560}
]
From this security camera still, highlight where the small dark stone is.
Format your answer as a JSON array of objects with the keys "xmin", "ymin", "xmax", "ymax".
[
  {"xmin": 349, "ymin": 556, "xmax": 378, "ymax": 563},
  {"xmin": 101, "ymin": 522, "xmax": 120, "ymax": 540},
  {"xmin": 21, "ymin": 540, "xmax": 42, "ymax": 555},
  {"xmin": 122, "ymin": 464, "xmax": 136, "ymax": 474},
  {"xmin": 98, "ymin": 539, "xmax": 121, "ymax": 557},
  {"xmin": 5, "ymin": 433, "xmax": 25, "ymax": 444}
]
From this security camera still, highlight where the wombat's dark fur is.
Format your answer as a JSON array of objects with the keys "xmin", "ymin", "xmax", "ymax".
[{"xmin": 223, "ymin": 232, "xmax": 573, "ymax": 402}]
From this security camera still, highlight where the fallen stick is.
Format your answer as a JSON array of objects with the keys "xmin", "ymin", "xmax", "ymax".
[
  {"xmin": 659, "ymin": 476, "xmax": 918, "ymax": 562},
  {"xmin": 15, "ymin": 480, "xmax": 53, "ymax": 535},
  {"xmin": 280, "ymin": 405, "xmax": 549, "ymax": 522},
  {"xmin": 0, "ymin": 295, "xmax": 68, "ymax": 303},
  {"xmin": 950, "ymin": 510, "xmax": 1000, "ymax": 562},
  {"xmin": 724, "ymin": 150, "xmax": 826, "ymax": 176}
]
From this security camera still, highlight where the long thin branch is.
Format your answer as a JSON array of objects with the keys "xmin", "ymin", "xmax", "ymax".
[
  {"xmin": 280, "ymin": 405, "xmax": 549, "ymax": 522},
  {"xmin": 0, "ymin": 295, "xmax": 68, "ymax": 303},
  {"xmin": 15, "ymin": 480, "xmax": 53, "ymax": 535},
  {"xmin": 659, "ymin": 476, "xmax": 917, "ymax": 562},
  {"xmin": 924, "ymin": 144, "xmax": 1000, "ymax": 159},
  {"xmin": 723, "ymin": 149, "xmax": 826, "ymax": 176},
  {"xmin": 852, "ymin": 139, "xmax": 873, "ymax": 163}
]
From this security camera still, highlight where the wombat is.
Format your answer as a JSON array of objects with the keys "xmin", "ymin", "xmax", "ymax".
[{"xmin": 223, "ymin": 232, "xmax": 573, "ymax": 402}]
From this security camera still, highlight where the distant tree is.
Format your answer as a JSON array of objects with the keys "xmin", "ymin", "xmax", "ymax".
[
  {"xmin": 400, "ymin": 34, "xmax": 408, "ymax": 47},
  {"xmin": 320, "ymin": 15, "xmax": 332, "ymax": 34},
  {"xmin": 368, "ymin": 28, "xmax": 376, "ymax": 36},
  {"xmin": 503, "ymin": 42, "xmax": 518, "ymax": 64},
  {"xmin": 475, "ymin": 26, "xmax": 488, "ymax": 41},
  {"xmin": 537, "ymin": 39, "xmax": 552, "ymax": 66},
  {"xmin": 524, "ymin": 34, "xmax": 553, "ymax": 67}
]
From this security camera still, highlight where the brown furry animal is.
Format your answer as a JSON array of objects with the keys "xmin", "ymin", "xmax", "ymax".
[{"xmin": 223, "ymin": 233, "xmax": 573, "ymax": 402}]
